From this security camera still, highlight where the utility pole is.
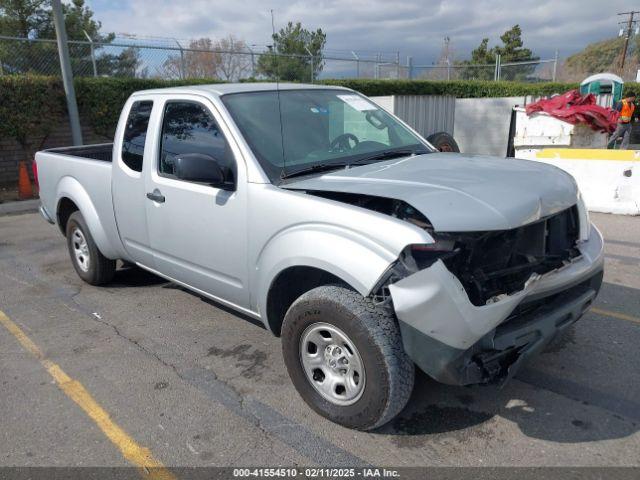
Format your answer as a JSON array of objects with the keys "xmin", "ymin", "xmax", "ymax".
[
  {"xmin": 52, "ymin": 0, "xmax": 83, "ymax": 146},
  {"xmin": 618, "ymin": 11, "xmax": 640, "ymax": 73}
]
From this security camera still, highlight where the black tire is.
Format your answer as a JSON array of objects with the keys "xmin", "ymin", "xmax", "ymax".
[
  {"xmin": 427, "ymin": 131, "xmax": 460, "ymax": 152},
  {"xmin": 66, "ymin": 211, "xmax": 116, "ymax": 285},
  {"xmin": 281, "ymin": 285, "xmax": 414, "ymax": 430}
]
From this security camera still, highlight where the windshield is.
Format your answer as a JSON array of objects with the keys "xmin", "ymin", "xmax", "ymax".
[{"xmin": 221, "ymin": 89, "xmax": 432, "ymax": 182}]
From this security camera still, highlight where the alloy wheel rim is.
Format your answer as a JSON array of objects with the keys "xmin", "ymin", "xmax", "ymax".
[{"xmin": 299, "ymin": 322, "xmax": 366, "ymax": 406}]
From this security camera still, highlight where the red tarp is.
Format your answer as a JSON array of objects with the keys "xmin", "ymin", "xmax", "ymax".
[{"xmin": 525, "ymin": 89, "xmax": 618, "ymax": 133}]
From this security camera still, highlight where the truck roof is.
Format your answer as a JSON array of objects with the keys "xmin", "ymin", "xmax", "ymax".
[{"xmin": 131, "ymin": 82, "xmax": 351, "ymax": 98}]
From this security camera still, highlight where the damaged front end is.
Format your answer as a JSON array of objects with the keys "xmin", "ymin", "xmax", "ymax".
[
  {"xmin": 423, "ymin": 205, "xmax": 582, "ymax": 307},
  {"xmin": 373, "ymin": 205, "xmax": 603, "ymax": 386},
  {"xmin": 301, "ymin": 189, "xmax": 604, "ymax": 386}
]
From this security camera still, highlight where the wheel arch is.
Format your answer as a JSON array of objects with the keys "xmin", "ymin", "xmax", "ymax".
[
  {"xmin": 255, "ymin": 225, "xmax": 400, "ymax": 336},
  {"xmin": 265, "ymin": 265, "xmax": 351, "ymax": 336},
  {"xmin": 55, "ymin": 176, "xmax": 119, "ymax": 259},
  {"xmin": 56, "ymin": 196, "xmax": 79, "ymax": 235}
]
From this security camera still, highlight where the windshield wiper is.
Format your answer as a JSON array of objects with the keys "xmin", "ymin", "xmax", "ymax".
[
  {"xmin": 280, "ymin": 162, "xmax": 347, "ymax": 180},
  {"xmin": 349, "ymin": 148, "xmax": 429, "ymax": 166}
]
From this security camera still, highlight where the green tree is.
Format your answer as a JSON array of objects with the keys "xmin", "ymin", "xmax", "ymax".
[
  {"xmin": 0, "ymin": 0, "xmax": 48, "ymax": 74},
  {"xmin": 457, "ymin": 25, "xmax": 538, "ymax": 80},
  {"xmin": 257, "ymin": 21, "xmax": 326, "ymax": 82},
  {"xmin": 0, "ymin": 0, "xmax": 47, "ymax": 37},
  {"xmin": 0, "ymin": 0, "xmax": 140, "ymax": 77},
  {"xmin": 39, "ymin": 0, "xmax": 114, "ymax": 42}
]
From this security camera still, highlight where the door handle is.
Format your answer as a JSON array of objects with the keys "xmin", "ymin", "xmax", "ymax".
[{"xmin": 146, "ymin": 189, "xmax": 165, "ymax": 203}]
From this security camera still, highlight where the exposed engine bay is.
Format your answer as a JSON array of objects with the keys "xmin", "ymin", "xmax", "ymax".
[{"xmin": 306, "ymin": 191, "xmax": 581, "ymax": 306}]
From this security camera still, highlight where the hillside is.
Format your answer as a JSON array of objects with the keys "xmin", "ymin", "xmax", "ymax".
[{"xmin": 561, "ymin": 36, "xmax": 640, "ymax": 81}]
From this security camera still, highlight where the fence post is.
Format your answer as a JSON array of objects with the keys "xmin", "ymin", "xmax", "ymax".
[
  {"xmin": 248, "ymin": 45, "xmax": 256, "ymax": 77},
  {"xmin": 52, "ymin": 0, "xmax": 83, "ymax": 146},
  {"xmin": 305, "ymin": 46, "xmax": 314, "ymax": 83},
  {"xmin": 83, "ymin": 30, "xmax": 98, "ymax": 77},
  {"xmin": 351, "ymin": 51, "xmax": 359, "ymax": 78},
  {"xmin": 552, "ymin": 49, "xmax": 559, "ymax": 82},
  {"xmin": 172, "ymin": 38, "xmax": 185, "ymax": 79}
]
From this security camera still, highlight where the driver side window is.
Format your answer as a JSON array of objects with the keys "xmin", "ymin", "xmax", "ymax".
[{"xmin": 159, "ymin": 101, "xmax": 235, "ymax": 183}]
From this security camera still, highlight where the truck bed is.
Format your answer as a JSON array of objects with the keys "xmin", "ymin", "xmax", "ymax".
[
  {"xmin": 45, "ymin": 143, "xmax": 113, "ymax": 162},
  {"xmin": 36, "ymin": 144, "xmax": 125, "ymax": 260}
]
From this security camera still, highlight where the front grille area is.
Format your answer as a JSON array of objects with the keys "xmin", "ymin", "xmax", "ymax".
[{"xmin": 440, "ymin": 206, "xmax": 581, "ymax": 306}]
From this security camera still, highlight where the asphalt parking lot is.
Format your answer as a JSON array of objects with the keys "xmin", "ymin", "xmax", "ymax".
[{"xmin": 1, "ymin": 210, "xmax": 639, "ymax": 470}]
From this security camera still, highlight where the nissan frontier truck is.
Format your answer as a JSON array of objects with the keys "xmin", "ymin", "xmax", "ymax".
[{"xmin": 35, "ymin": 83, "xmax": 604, "ymax": 430}]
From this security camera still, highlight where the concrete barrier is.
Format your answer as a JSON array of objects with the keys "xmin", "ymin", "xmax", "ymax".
[{"xmin": 516, "ymin": 148, "xmax": 640, "ymax": 215}]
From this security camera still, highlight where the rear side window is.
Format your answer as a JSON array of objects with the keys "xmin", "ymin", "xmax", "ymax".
[
  {"xmin": 121, "ymin": 101, "xmax": 153, "ymax": 172},
  {"xmin": 159, "ymin": 101, "xmax": 235, "ymax": 182}
]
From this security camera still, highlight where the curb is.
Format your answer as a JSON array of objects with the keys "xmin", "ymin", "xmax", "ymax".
[{"xmin": 0, "ymin": 199, "xmax": 40, "ymax": 217}]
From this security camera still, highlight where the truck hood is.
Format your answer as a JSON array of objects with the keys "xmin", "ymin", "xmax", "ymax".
[{"xmin": 283, "ymin": 153, "xmax": 578, "ymax": 232}]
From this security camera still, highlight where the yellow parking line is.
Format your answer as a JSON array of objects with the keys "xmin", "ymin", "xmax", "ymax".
[
  {"xmin": 590, "ymin": 307, "xmax": 640, "ymax": 325},
  {"xmin": 0, "ymin": 310, "xmax": 176, "ymax": 480}
]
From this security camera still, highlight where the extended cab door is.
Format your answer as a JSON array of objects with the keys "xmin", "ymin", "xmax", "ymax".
[
  {"xmin": 112, "ymin": 97, "xmax": 158, "ymax": 268},
  {"xmin": 144, "ymin": 95, "xmax": 249, "ymax": 309}
]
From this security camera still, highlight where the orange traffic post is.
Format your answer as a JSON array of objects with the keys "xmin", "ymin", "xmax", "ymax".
[{"xmin": 18, "ymin": 161, "xmax": 34, "ymax": 199}]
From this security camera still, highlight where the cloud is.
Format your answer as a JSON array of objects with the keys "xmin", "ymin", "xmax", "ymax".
[{"xmin": 88, "ymin": 0, "xmax": 630, "ymax": 64}]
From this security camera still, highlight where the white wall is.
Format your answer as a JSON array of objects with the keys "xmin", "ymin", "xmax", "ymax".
[
  {"xmin": 454, "ymin": 97, "xmax": 524, "ymax": 157},
  {"xmin": 370, "ymin": 95, "xmax": 456, "ymax": 140}
]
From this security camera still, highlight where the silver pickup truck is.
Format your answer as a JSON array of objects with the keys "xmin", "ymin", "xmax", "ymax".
[{"xmin": 36, "ymin": 83, "xmax": 604, "ymax": 430}]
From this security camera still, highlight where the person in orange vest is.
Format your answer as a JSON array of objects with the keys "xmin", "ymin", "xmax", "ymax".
[{"xmin": 607, "ymin": 95, "xmax": 636, "ymax": 149}]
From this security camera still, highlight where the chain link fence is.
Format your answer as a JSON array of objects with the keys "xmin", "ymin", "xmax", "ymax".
[
  {"xmin": 405, "ymin": 57, "xmax": 558, "ymax": 82},
  {"xmin": 0, "ymin": 35, "xmax": 402, "ymax": 81},
  {"xmin": 0, "ymin": 35, "xmax": 559, "ymax": 82}
]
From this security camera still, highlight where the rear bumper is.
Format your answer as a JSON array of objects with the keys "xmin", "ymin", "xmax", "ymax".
[
  {"xmin": 389, "ymin": 222, "xmax": 604, "ymax": 385},
  {"xmin": 39, "ymin": 203, "xmax": 55, "ymax": 224}
]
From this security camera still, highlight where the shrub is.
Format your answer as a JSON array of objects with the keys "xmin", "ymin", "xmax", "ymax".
[
  {"xmin": 75, "ymin": 77, "xmax": 224, "ymax": 136},
  {"xmin": 1, "ymin": 75, "xmax": 637, "ymax": 147},
  {"xmin": 318, "ymin": 79, "xmax": 584, "ymax": 98},
  {"xmin": 0, "ymin": 75, "xmax": 65, "ymax": 158}
]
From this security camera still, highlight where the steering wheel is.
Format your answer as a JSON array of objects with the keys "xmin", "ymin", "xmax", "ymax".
[{"xmin": 330, "ymin": 133, "xmax": 359, "ymax": 153}]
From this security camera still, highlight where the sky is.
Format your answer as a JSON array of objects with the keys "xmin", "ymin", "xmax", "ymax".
[{"xmin": 87, "ymin": 0, "xmax": 633, "ymax": 64}]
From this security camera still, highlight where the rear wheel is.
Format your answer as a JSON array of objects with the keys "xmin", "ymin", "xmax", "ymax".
[
  {"xmin": 66, "ymin": 211, "xmax": 116, "ymax": 285},
  {"xmin": 281, "ymin": 285, "xmax": 414, "ymax": 430}
]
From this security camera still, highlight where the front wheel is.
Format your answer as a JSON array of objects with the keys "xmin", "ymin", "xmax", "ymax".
[
  {"xmin": 281, "ymin": 285, "xmax": 414, "ymax": 430},
  {"xmin": 66, "ymin": 211, "xmax": 116, "ymax": 285}
]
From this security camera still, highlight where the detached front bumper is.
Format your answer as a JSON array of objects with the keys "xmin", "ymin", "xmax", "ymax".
[{"xmin": 389, "ymin": 223, "xmax": 604, "ymax": 386}]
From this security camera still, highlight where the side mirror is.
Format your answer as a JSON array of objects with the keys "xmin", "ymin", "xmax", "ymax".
[{"xmin": 173, "ymin": 153, "xmax": 232, "ymax": 189}]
